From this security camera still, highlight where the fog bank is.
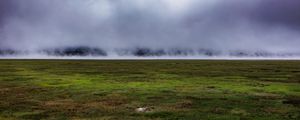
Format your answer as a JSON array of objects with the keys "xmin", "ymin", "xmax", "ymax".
[{"xmin": 0, "ymin": 0, "xmax": 300, "ymax": 58}]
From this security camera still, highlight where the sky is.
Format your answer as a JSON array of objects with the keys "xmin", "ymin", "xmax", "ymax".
[{"xmin": 0, "ymin": 0, "xmax": 300, "ymax": 56}]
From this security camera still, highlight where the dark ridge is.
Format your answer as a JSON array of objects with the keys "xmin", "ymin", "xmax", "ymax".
[
  {"xmin": 115, "ymin": 48, "xmax": 167, "ymax": 56},
  {"xmin": 128, "ymin": 48, "xmax": 221, "ymax": 56},
  {"xmin": 133, "ymin": 48, "xmax": 166, "ymax": 56},
  {"xmin": 0, "ymin": 49, "xmax": 22, "ymax": 56},
  {"xmin": 229, "ymin": 51, "xmax": 274, "ymax": 57},
  {"xmin": 198, "ymin": 49, "xmax": 222, "ymax": 56},
  {"xmin": 1, "ymin": 47, "xmax": 300, "ymax": 57},
  {"xmin": 167, "ymin": 48, "xmax": 195, "ymax": 56},
  {"xmin": 116, "ymin": 48, "xmax": 201, "ymax": 56},
  {"xmin": 41, "ymin": 46, "xmax": 107, "ymax": 56},
  {"xmin": 229, "ymin": 50, "xmax": 300, "ymax": 57}
]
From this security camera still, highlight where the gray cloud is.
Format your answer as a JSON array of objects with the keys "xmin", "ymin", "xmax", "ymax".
[{"xmin": 0, "ymin": 0, "xmax": 299, "ymax": 55}]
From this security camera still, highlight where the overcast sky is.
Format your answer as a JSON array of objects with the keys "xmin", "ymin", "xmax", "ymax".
[{"xmin": 0, "ymin": 0, "xmax": 300, "ymax": 53}]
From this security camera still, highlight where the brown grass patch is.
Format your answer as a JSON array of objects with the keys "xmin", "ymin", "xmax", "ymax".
[
  {"xmin": 175, "ymin": 100, "xmax": 193, "ymax": 109},
  {"xmin": 253, "ymin": 93, "xmax": 282, "ymax": 99},
  {"xmin": 264, "ymin": 107, "xmax": 290, "ymax": 114},
  {"xmin": 99, "ymin": 93, "xmax": 128, "ymax": 106}
]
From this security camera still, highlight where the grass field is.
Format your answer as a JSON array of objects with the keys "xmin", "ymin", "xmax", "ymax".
[{"xmin": 0, "ymin": 60, "xmax": 299, "ymax": 120}]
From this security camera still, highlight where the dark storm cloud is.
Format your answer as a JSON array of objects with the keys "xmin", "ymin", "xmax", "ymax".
[
  {"xmin": 0, "ymin": 0, "xmax": 299, "ymax": 56},
  {"xmin": 0, "ymin": 1, "xmax": 14, "ymax": 25},
  {"xmin": 253, "ymin": 0, "xmax": 300, "ymax": 29},
  {"xmin": 185, "ymin": 0, "xmax": 300, "ymax": 30}
]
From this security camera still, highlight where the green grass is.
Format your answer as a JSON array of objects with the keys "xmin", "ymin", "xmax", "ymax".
[{"xmin": 0, "ymin": 60, "xmax": 299, "ymax": 120}]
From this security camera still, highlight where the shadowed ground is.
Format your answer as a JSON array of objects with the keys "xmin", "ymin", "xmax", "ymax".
[{"xmin": 0, "ymin": 60, "xmax": 299, "ymax": 120}]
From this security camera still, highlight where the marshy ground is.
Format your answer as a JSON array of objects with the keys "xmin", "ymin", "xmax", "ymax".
[{"xmin": 0, "ymin": 60, "xmax": 299, "ymax": 120}]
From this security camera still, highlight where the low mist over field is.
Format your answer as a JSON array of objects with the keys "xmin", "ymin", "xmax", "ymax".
[{"xmin": 0, "ymin": 0, "xmax": 300, "ymax": 58}]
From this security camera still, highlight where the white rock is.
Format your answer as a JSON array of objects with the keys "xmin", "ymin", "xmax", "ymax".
[{"xmin": 136, "ymin": 107, "xmax": 148, "ymax": 112}]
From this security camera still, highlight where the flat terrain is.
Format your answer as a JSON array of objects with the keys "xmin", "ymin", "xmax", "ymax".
[{"xmin": 0, "ymin": 60, "xmax": 299, "ymax": 120}]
